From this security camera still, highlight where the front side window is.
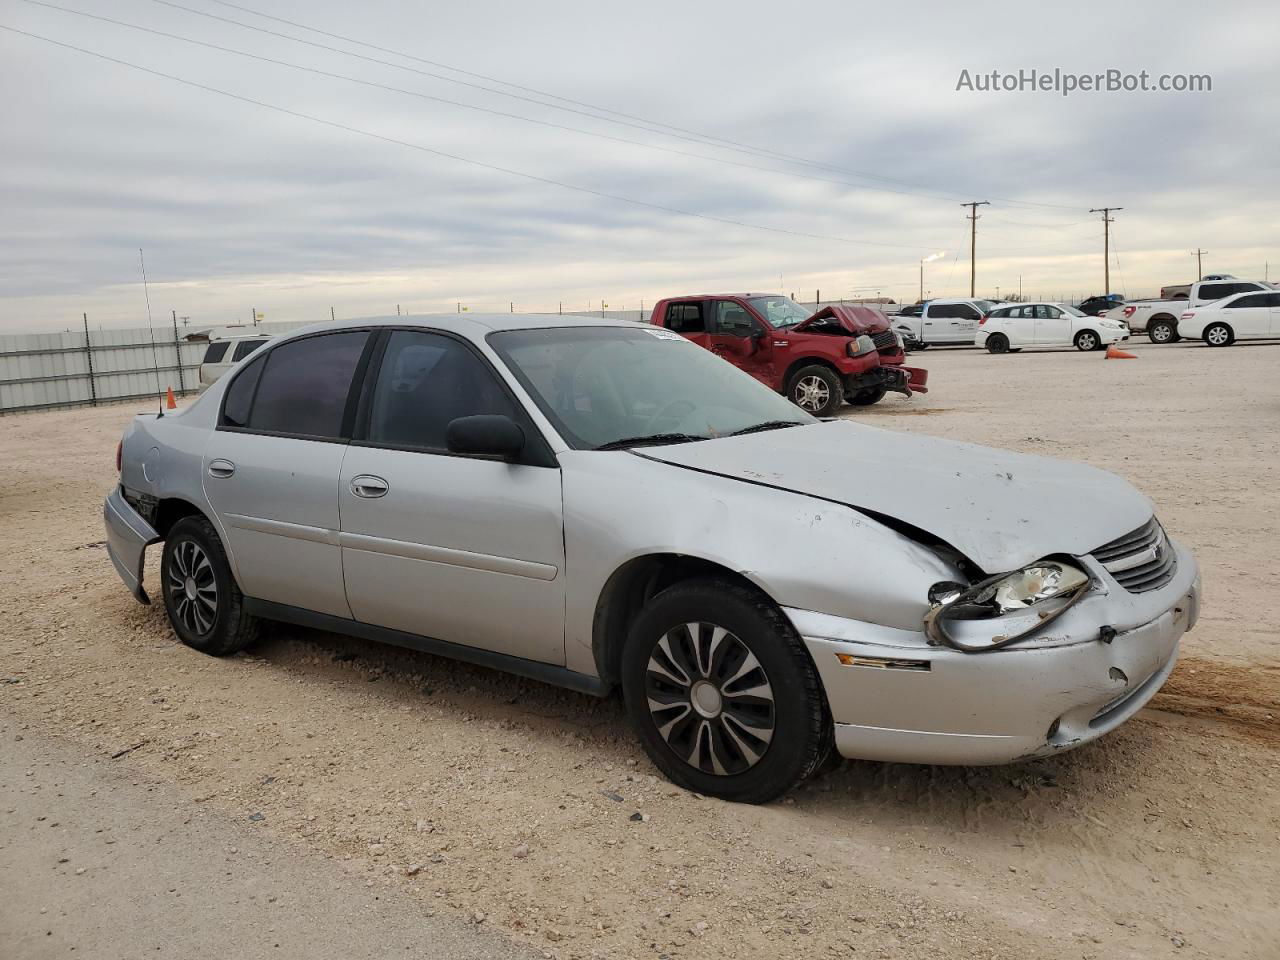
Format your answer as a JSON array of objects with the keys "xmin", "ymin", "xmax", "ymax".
[
  {"xmin": 202, "ymin": 342, "xmax": 229, "ymax": 363},
  {"xmin": 490, "ymin": 326, "xmax": 812, "ymax": 450},
  {"xmin": 747, "ymin": 296, "xmax": 811, "ymax": 329},
  {"xmin": 244, "ymin": 331, "xmax": 369, "ymax": 439},
  {"xmin": 365, "ymin": 331, "xmax": 517, "ymax": 450},
  {"xmin": 714, "ymin": 301, "xmax": 758, "ymax": 338}
]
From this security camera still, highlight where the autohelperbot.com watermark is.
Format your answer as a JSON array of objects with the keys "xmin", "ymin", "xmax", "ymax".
[{"xmin": 956, "ymin": 68, "xmax": 1211, "ymax": 97}]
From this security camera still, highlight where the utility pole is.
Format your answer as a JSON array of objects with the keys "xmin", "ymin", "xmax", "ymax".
[
  {"xmin": 1089, "ymin": 207, "xmax": 1122, "ymax": 295},
  {"xmin": 1192, "ymin": 248, "xmax": 1207, "ymax": 278},
  {"xmin": 962, "ymin": 201, "xmax": 989, "ymax": 297}
]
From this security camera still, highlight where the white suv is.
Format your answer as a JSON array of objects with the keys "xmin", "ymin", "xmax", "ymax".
[
  {"xmin": 891, "ymin": 299, "xmax": 999, "ymax": 348},
  {"xmin": 978, "ymin": 302, "xmax": 1129, "ymax": 353},
  {"xmin": 198, "ymin": 335, "xmax": 270, "ymax": 388}
]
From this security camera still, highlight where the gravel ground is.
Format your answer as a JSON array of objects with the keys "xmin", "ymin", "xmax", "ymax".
[{"xmin": 1, "ymin": 338, "xmax": 1278, "ymax": 959}]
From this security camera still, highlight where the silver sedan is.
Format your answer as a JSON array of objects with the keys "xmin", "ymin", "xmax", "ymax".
[{"xmin": 106, "ymin": 315, "xmax": 1200, "ymax": 802}]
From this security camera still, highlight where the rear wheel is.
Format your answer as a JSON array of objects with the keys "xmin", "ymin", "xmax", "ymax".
[
  {"xmin": 1148, "ymin": 319, "xmax": 1180, "ymax": 344},
  {"xmin": 787, "ymin": 365, "xmax": 843, "ymax": 417},
  {"xmin": 986, "ymin": 333, "xmax": 1010, "ymax": 354},
  {"xmin": 1074, "ymin": 330, "xmax": 1102, "ymax": 352},
  {"xmin": 161, "ymin": 516, "xmax": 261, "ymax": 656},
  {"xmin": 621, "ymin": 579, "xmax": 832, "ymax": 804},
  {"xmin": 846, "ymin": 387, "xmax": 886, "ymax": 406},
  {"xmin": 1204, "ymin": 322, "xmax": 1233, "ymax": 347}
]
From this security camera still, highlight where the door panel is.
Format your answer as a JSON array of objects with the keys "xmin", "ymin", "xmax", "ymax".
[
  {"xmin": 708, "ymin": 300, "xmax": 771, "ymax": 385},
  {"xmin": 338, "ymin": 447, "xmax": 566, "ymax": 663},
  {"xmin": 1034, "ymin": 306, "xmax": 1071, "ymax": 344},
  {"xmin": 203, "ymin": 433, "xmax": 351, "ymax": 617}
]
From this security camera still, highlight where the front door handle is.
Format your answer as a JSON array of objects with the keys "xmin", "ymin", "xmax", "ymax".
[
  {"xmin": 350, "ymin": 475, "xmax": 389, "ymax": 499},
  {"xmin": 208, "ymin": 459, "xmax": 236, "ymax": 479}
]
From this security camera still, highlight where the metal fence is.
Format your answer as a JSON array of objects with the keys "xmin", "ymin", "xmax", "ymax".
[{"xmin": 0, "ymin": 310, "xmax": 650, "ymax": 415}]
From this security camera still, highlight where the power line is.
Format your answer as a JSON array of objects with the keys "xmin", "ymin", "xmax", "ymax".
[
  {"xmin": 15, "ymin": 0, "xmax": 990, "ymax": 206},
  {"xmin": 0, "ymin": 24, "xmax": 943, "ymax": 252},
  {"xmin": 138, "ymin": 0, "xmax": 1083, "ymax": 211}
]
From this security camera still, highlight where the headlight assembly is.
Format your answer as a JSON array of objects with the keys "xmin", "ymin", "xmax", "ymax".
[
  {"xmin": 847, "ymin": 335, "xmax": 877, "ymax": 357},
  {"xmin": 924, "ymin": 562, "xmax": 1091, "ymax": 652}
]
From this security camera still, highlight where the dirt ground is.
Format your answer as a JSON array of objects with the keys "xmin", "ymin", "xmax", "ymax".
[{"xmin": 2, "ymin": 339, "xmax": 1278, "ymax": 959}]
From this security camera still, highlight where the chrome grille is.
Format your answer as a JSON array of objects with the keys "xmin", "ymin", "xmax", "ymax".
[
  {"xmin": 1091, "ymin": 517, "xmax": 1176, "ymax": 593},
  {"xmin": 872, "ymin": 330, "xmax": 900, "ymax": 352}
]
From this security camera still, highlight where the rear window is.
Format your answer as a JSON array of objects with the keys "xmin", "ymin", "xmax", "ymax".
[
  {"xmin": 247, "ymin": 332, "xmax": 369, "ymax": 439},
  {"xmin": 665, "ymin": 302, "xmax": 704, "ymax": 334},
  {"xmin": 202, "ymin": 342, "xmax": 229, "ymax": 363},
  {"xmin": 221, "ymin": 354, "xmax": 264, "ymax": 428}
]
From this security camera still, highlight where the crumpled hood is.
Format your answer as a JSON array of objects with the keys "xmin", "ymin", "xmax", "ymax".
[
  {"xmin": 639, "ymin": 420, "xmax": 1153, "ymax": 573},
  {"xmin": 793, "ymin": 305, "xmax": 889, "ymax": 335}
]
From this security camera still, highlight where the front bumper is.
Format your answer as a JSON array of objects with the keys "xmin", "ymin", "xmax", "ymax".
[
  {"xmin": 787, "ymin": 547, "xmax": 1200, "ymax": 765},
  {"xmin": 843, "ymin": 364, "xmax": 927, "ymax": 398},
  {"xmin": 104, "ymin": 486, "xmax": 160, "ymax": 605}
]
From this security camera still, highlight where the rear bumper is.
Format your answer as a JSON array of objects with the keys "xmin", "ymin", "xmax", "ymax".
[{"xmin": 104, "ymin": 486, "xmax": 160, "ymax": 605}]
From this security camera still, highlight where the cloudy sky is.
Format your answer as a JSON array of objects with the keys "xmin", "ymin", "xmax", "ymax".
[{"xmin": 2, "ymin": 0, "xmax": 1277, "ymax": 331}]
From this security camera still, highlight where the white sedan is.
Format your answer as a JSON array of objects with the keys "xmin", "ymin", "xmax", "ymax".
[
  {"xmin": 977, "ymin": 302, "xmax": 1130, "ymax": 353},
  {"xmin": 1179, "ymin": 290, "xmax": 1280, "ymax": 346}
]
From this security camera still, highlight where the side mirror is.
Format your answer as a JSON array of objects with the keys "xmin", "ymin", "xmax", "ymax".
[{"xmin": 446, "ymin": 415, "xmax": 526, "ymax": 460}]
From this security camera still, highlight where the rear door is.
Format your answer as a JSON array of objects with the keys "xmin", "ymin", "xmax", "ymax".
[
  {"xmin": 1269, "ymin": 293, "xmax": 1280, "ymax": 335},
  {"xmin": 663, "ymin": 301, "xmax": 711, "ymax": 351},
  {"xmin": 1221, "ymin": 293, "xmax": 1272, "ymax": 337},
  {"xmin": 337, "ymin": 329, "xmax": 566, "ymax": 664},
  {"xmin": 203, "ymin": 329, "xmax": 373, "ymax": 618}
]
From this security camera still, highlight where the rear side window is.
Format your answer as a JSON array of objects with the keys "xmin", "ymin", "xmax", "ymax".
[
  {"xmin": 1199, "ymin": 282, "xmax": 1258, "ymax": 301},
  {"xmin": 233, "ymin": 339, "xmax": 266, "ymax": 361},
  {"xmin": 202, "ymin": 342, "xmax": 229, "ymax": 363},
  {"xmin": 665, "ymin": 302, "xmax": 704, "ymax": 334},
  {"xmin": 1227, "ymin": 294, "xmax": 1267, "ymax": 309},
  {"xmin": 221, "ymin": 354, "xmax": 265, "ymax": 428},
  {"xmin": 365, "ymin": 331, "xmax": 517, "ymax": 450},
  {"xmin": 244, "ymin": 331, "xmax": 370, "ymax": 439}
]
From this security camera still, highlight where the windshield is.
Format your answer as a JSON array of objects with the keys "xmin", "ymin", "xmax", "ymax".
[
  {"xmin": 1060, "ymin": 304, "xmax": 1087, "ymax": 317},
  {"xmin": 747, "ymin": 296, "xmax": 812, "ymax": 330},
  {"xmin": 973, "ymin": 300, "xmax": 998, "ymax": 312},
  {"xmin": 489, "ymin": 326, "xmax": 813, "ymax": 449}
]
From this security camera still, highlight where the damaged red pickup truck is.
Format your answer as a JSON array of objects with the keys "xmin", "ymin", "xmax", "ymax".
[{"xmin": 649, "ymin": 294, "xmax": 928, "ymax": 417}]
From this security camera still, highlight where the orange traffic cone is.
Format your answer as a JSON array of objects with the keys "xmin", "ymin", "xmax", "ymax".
[
  {"xmin": 1105, "ymin": 344, "xmax": 1137, "ymax": 359},
  {"xmin": 165, "ymin": 386, "xmax": 177, "ymax": 409}
]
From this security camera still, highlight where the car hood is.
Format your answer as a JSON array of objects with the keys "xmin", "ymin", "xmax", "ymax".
[
  {"xmin": 638, "ymin": 420, "xmax": 1153, "ymax": 573},
  {"xmin": 793, "ymin": 305, "xmax": 889, "ymax": 335}
]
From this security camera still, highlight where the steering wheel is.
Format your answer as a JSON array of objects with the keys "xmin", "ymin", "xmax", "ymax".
[{"xmin": 645, "ymin": 398, "xmax": 698, "ymax": 434}]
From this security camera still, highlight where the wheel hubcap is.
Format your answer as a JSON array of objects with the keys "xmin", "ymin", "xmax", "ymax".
[
  {"xmin": 1209, "ymin": 328, "xmax": 1227, "ymax": 344},
  {"xmin": 1153, "ymin": 326, "xmax": 1170, "ymax": 342},
  {"xmin": 167, "ymin": 539, "xmax": 218, "ymax": 636},
  {"xmin": 644, "ymin": 622, "xmax": 776, "ymax": 776},
  {"xmin": 795, "ymin": 376, "xmax": 830, "ymax": 411}
]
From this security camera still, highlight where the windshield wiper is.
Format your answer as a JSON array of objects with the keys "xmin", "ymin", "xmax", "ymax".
[
  {"xmin": 594, "ymin": 433, "xmax": 708, "ymax": 451},
  {"xmin": 727, "ymin": 420, "xmax": 805, "ymax": 437}
]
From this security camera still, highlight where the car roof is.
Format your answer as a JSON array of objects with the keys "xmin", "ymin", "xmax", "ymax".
[
  {"xmin": 662, "ymin": 293, "xmax": 781, "ymax": 301},
  {"xmin": 270, "ymin": 313, "xmax": 647, "ymax": 345}
]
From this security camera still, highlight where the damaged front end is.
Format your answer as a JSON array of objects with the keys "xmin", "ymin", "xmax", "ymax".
[{"xmin": 796, "ymin": 305, "xmax": 928, "ymax": 397}]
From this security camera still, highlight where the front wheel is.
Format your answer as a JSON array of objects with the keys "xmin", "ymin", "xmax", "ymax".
[
  {"xmin": 1074, "ymin": 330, "xmax": 1102, "ymax": 352},
  {"xmin": 620, "ymin": 579, "xmax": 832, "ymax": 804},
  {"xmin": 161, "ymin": 516, "xmax": 261, "ymax": 656},
  {"xmin": 1148, "ymin": 319, "xmax": 1180, "ymax": 344},
  {"xmin": 846, "ymin": 387, "xmax": 886, "ymax": 406},
  {"xmin": 787, "ymin": 365, "xmax": 843, "ymax": 417},
  {"xmin": 1204, "ymin": 322, "xmax": 1233, "ymax": 347}
]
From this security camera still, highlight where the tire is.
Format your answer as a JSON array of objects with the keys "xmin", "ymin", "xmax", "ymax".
[
  {"xmin": 1204, "ymin": 322, "xmax": 1233, "ymax": 347},
  {"xmin": 1148, "ymin": 319, "xmax": 1180, "ymax": 344},
  {"xmin": 786, "ymin": 365, "xmax": 843, "ymax": 417},
  {"xmin": 1074, "ymin": 330, "xmax": 1101, "ymax": 352},
  {"xmin": 161, "ymin": 515, "xmax": 261, "ymax": 656},
  {"xmin": 620, "ymin": 578, "xmax": 832, "ymax": 804},
  {"xmin": 912, "ymin": 342, "xmax": 929, "ymax": 350},
  {"xmin": 986, "ymin": 334, "xmax": 1010, "ymax": 354},
  {"xmin": 846, "ymin": 387, "xmax": 886, "ymax": 406}
]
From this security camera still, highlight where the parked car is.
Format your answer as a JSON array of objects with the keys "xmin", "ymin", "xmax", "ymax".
[
  {"xmin": 1076, "ymin": 294, "xmax": 1125, "ymax": 316},
  {"xmin": 1107, "ymin": 279, "xmax": 1275, "ymax": 342},
  {"xmin": 1178, "ymin": 289, "xmax": 1280, "ymax": 346},
  {"xmin": 199, "ymin": 334, "xmax": 270, "ymax": 388},
  {"xmin": 977, "ymin": 302, "xmax": 1130, "ymax": 353},
  {"xmin": 891, "ymin": 298, "xmax": 999, "ymax": 349},
  {"xmin": 649, "ymin": 294, "xmax": 927, "ymax": 417},
  {"xmin": 106, "ymin": 315, "xmax": 1201, "ymax": 802}
]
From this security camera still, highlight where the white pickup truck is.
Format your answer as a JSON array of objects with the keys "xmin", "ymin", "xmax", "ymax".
[{"xmin": 1108, "ymin": 278, "xmax": 1276, "ymax": 343}]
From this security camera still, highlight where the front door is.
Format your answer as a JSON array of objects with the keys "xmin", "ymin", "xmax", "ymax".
[
  {"xmin": 337, "ymin": 329, "xmax": 567, "ymax": 664},
  {"xmin": 1034, "ymin": 305, "xmax": 1071, "ymax": 345},
  {"xmin": 708, "ymin": 300, "xmax": 772, "ymax": 385},
  {"xmin": 202, "ymin": 329, "xmax": 372, "ymax": 618}
]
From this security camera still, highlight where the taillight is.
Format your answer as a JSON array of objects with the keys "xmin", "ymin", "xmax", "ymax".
[
  {"xmin": 1181, "ymin": 311, "xmax": 1195, "ymax": 320},
  {"xmin": 1123, "ymin": 306, "xmax": 1136, "ymax": 318},
  {"xmin": 978, "ymin": 315, "xmax": 988, "ymax": 325},
  {"xmin": 116, "ymin": 440, "xmax": 122, "ymax": 473}
]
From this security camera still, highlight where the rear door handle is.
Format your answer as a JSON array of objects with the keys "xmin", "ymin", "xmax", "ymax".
[
  {"xmin": 350, "ymin": 475, "xmax": 389, "ymax": 499},
  {"xmin": 208, "ymin": 459, "xmax": 235, "ymax": 479}
]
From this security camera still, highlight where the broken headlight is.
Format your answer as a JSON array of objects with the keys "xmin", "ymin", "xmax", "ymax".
[
  {"xmin": 924, "ymin": 562, "xmax": 1091, "ymax": 652},
  {"xmin": 847, "ymin": 335, "xmax": 877, "ymax": 358}
]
